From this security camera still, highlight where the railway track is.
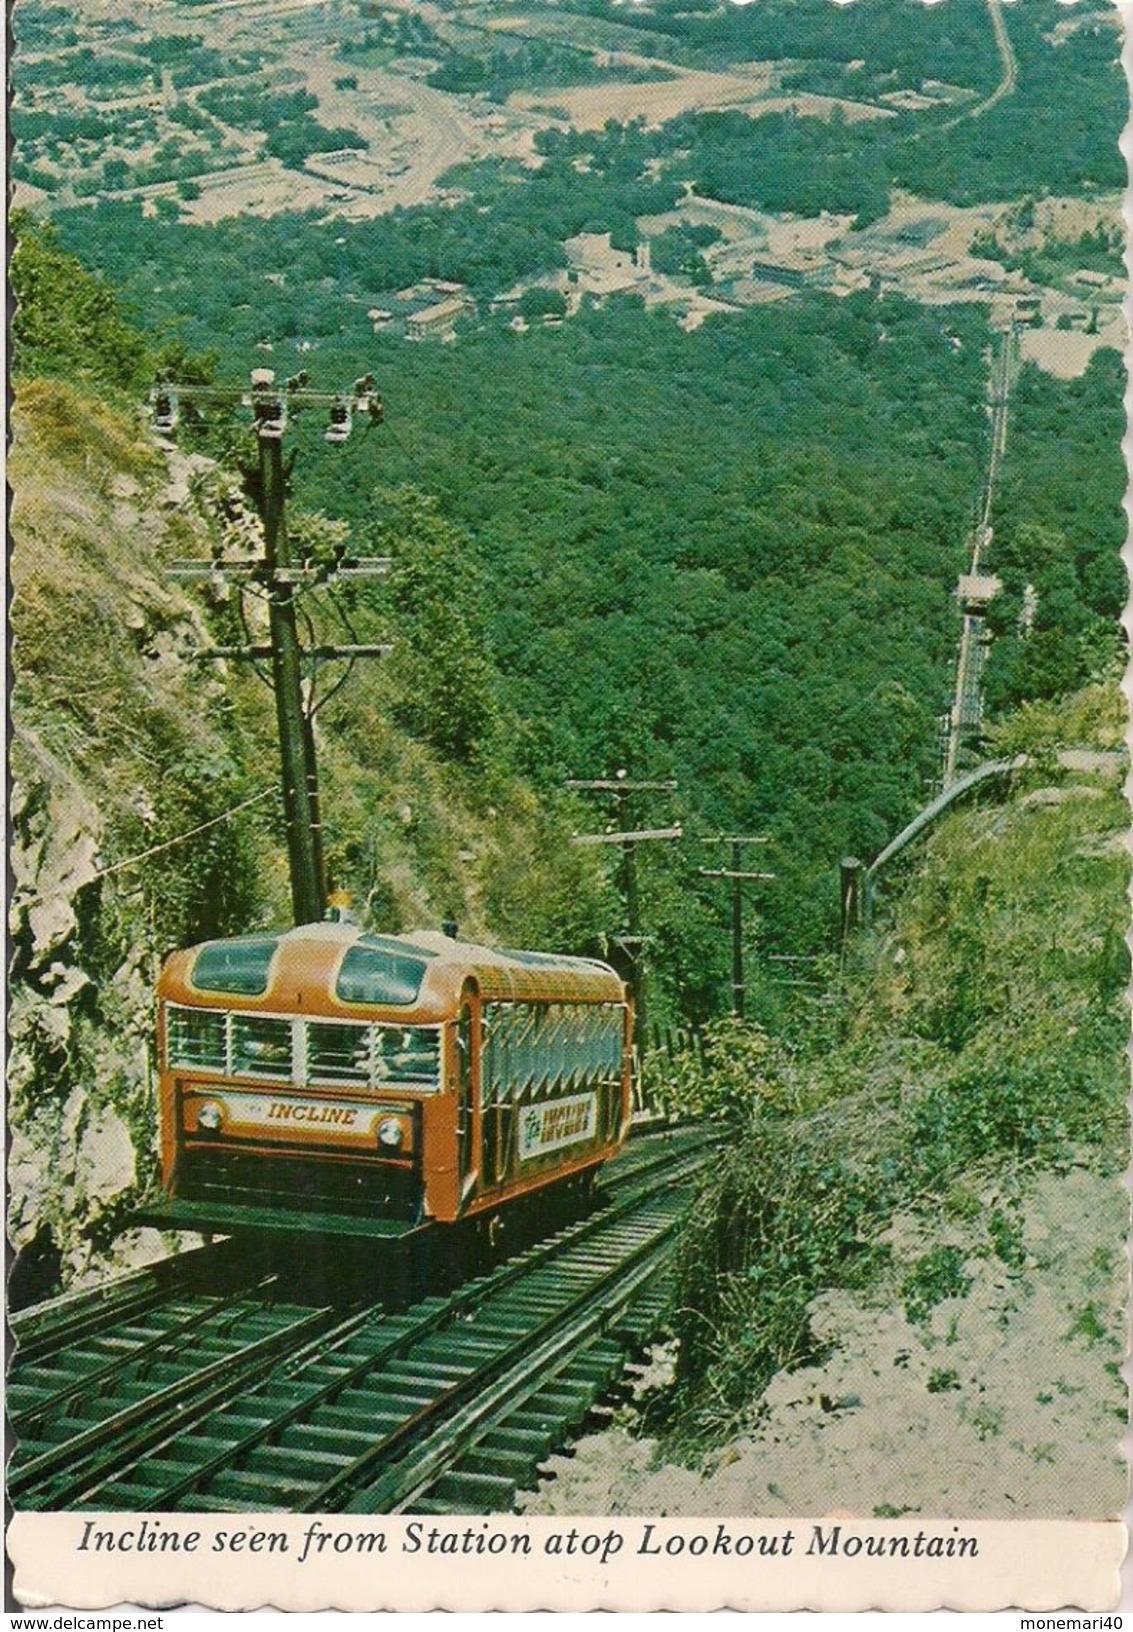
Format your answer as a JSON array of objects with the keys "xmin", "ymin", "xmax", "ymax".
[
  {"xmin": 9, "ymin": 1126, "xmax": 714, "ymax": 1515},
  {"xmin": 9, "ymin": 1235, "xmax": 261, "ymax": 1364}
]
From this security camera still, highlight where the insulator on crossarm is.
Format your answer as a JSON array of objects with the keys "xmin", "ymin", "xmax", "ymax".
[
  {"xmin": 248, "ymin": 368, "xmax": 285, "ymax": 438},
  {"xmin": 325, "ymin": 399, "xmax": 352, "ymax": 443},
  {"xmin": 151, "ymin": 388, "xmax": 179, "ymax": 432},
  {"xmin": 253, "ymin": 398, "xmax": 287, "ymax": 439}
]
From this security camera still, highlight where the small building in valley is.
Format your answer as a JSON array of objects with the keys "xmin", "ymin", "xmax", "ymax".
[{"xmin": 406, "ymin": 294, "xmax": 475, "ymax": 342}]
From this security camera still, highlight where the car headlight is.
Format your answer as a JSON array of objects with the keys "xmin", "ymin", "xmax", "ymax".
[
  {"xmin": 377, "ymin": 1116, "xmax": 404, "ymax": 1149},
  {"xmin": 196, "ymin": 1101, "xmax": 223, "ymax": 1133}
]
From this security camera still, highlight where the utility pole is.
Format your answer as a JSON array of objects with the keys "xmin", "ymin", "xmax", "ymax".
[
  {"xmin": 567, "ymin": 773, "xmax": 679, "ymax": 1056},
  {"xmin": 698, "ymin": 836, "xmax": 773, "ymax": 1018},
  {"xmin": 152, "ymin": 368, "xmax": 389, "ymax": 925},
  {"xmin": 258, "ymin": 403, "xmax": 324, "ymax": 920},
  {"xmin": 839, "ymin": 854, "xmax": 865, "ymax": 958}
]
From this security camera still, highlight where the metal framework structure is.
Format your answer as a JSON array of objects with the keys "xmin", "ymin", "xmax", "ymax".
[{"xmin": 941, "ymin": 324, "xmax": 1019, "ymax": 788}]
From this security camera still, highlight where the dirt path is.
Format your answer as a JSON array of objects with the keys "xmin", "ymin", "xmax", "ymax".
[
  {"xmin": 979, "ymin": 0, "xmax": 1018, "ymax": 115},
  {"xmin": 943, "ymin": 0, "xmax": 1016, "ymax": 128}
]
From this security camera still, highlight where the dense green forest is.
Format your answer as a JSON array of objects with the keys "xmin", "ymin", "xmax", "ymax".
[
  {"xmin": 15, "ymin": 207, "xmax": 1124, "ymax": 1029},
  {"xmin": 532, "ymin": 0, "xmax": 1009, "ymax": 80},
  {"xmin": 985, "ymin": 349, "xmax": 1126, "ymax": 711},
  {"xmin": 13, "ymin": 0, "xmax": 1126, "ymax": 1025}
]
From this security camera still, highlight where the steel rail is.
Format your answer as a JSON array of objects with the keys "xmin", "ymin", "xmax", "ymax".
[
  {"xmin": 9, "ymin": 1237, "xmax": 245, "ymax": 1365},
  {"xmin": 8, "ymin": 1274, "xmax": 279, "ymax": 1435},
  {"xmin": 81, "ymin": 1132, "xmax": 715, "ymax": 1512},
  {"xmin": 343, "ymin": 1199, "xmax": 689, "ymax": 1513},
  {"xmin": 10, "ymin": 1301, "xmax": 340, "ymax": 1509}
]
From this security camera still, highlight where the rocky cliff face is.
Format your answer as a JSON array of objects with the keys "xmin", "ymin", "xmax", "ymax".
[
  {"xmin": 9, "ymin": 731, "xmax": 136, "ymax": 1293},
  {"xmin": 8, "ymin": 379, "xmax": 271, "ymax": 1297}
]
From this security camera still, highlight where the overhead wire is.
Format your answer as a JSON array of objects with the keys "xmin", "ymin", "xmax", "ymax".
[
  {"xmin": 15, "ymin": 788, "xmax": 277, "ymax": 914},
  {"xmin": 237, "ymin": 583, "xmax": 273, "ymax": 688}
]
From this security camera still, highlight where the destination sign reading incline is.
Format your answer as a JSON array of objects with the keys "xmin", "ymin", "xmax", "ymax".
[{"xmin": 181, "ymin": 1090, "xmax": 404, "ymax": 1148}]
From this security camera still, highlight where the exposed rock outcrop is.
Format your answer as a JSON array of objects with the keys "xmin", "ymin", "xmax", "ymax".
[{"xmin": 8, "ymin": 381, "xmax": 271, "ymax": 1293}]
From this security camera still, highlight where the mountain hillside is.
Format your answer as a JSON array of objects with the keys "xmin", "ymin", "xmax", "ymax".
[
  {"xmin": 8, "ymin": 371, "xmax": 612, "ymax": 1295},
  {"xmin": 7, "ymin": 209, "xmax": 1124, "ymax": 1308},
  {"xmin": 10, "ymin": 379, "xmax": 259, "ymax": 1290},
  {"xmin": 524, "ymin": 683, "xmax": 1129, "ymax": 1516}
]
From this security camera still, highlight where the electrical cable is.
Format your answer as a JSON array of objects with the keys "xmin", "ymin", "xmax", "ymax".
[
  {"xmin": 16, "ymin": 788, "xmax": 277, "ymax": 913},
  {"xmin": 237, "ymin": 585, "xmax": 273, "ymax": 688}
]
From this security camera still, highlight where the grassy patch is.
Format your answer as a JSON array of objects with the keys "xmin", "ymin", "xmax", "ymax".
[{"xmin": 661, "ymin": 686, "xmax": 1128, "ymax": 1445}]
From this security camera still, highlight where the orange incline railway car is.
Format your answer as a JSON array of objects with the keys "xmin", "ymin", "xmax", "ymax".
[{"xmin": 149, "ymin": 925, "xmax": 634, "ymax": 1239}]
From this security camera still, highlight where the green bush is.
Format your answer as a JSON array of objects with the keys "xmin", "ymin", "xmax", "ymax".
[
  {"xmin": 646, "ymin": 1016, "xmax": 795, "ymax": 1121},
  {"xmin": 11, "ymin": 212, "xmax": 149, "ymax": 389},
  {"xmin": 901, "ymin": 1246, "xmax": 971, "ymax": 1324},
  {"xmin": 666, "ymin": 686, "xmax": 1128, "ymax": 1442},
  {"xmin": 670, "ymin": 1122, "xmax": 887, "ymax": 1438}
]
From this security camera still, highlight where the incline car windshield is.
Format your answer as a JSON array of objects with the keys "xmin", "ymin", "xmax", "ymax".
[
  {"xmin": 191, "ymin": 936, "xmax": 280, "ymax": 996},
  {"xmin": 335, "ymin": 935, "xmax": 434, "ymax": 1007}
]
